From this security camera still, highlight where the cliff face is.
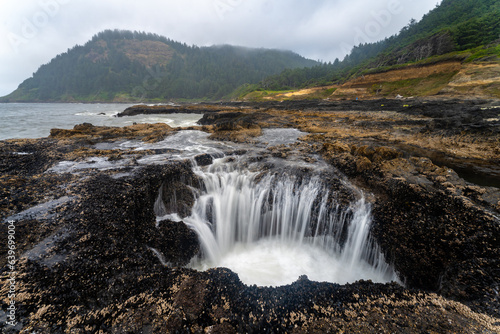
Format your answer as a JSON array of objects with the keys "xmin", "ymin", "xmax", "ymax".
[{"xmin": 378, "ymin": 32, "xmax": 457, "ymax": 67}]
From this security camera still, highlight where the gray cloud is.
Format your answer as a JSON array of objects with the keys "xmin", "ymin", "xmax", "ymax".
[{"xmin": 0, "ymin": 0, "xmax": 440, "ymax": 96}]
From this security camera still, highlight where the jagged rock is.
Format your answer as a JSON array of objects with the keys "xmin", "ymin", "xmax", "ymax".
[
  {"xmin": 50, "ymin": 122, "xmax": 175, "ymax": 142},
  {"xmin": 1, "ymin": 99, "xmax": 499, "ymax": 333},
  {"xmin": 117, "ymin": 104, "xmax": 221, "ymax": 117},
  {"xmin": 194, "ymin": 153, "xmax": 213, "ymax": 166}
]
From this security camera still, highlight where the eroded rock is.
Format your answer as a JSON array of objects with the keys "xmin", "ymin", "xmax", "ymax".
[{"xmin": 1, "ymin": 99, "xmax": 499, "ymax": 333}]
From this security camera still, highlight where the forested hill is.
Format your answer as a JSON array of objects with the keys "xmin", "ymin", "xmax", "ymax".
[
  {"xmin": 253, "ymin": 0, "xmax": 500, "ymax": 92},
  {"xmin": 1, "ymin": 30, "xmax": 317, "ymax": 102}
]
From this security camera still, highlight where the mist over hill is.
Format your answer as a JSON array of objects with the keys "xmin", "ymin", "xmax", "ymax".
[{"xmin": 1, "ymin": 30, "xmax": 317, "ymax": 102}]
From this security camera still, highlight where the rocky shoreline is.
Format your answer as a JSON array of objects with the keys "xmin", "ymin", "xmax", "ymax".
[
  {"xmin": 1, "ymin": 98, "xmax": 499, "ymax": 333},
  {"xmin": 117, "ymin": 104, "xmax": 223, "ymax": 117}
]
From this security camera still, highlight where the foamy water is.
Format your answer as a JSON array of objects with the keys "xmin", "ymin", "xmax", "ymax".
[
  {"xmin": 0, "ymin": 103, "xmax": 202, "ymax": 140},
  {"xmin": 177, "ymin": 157, "xmax": 398, "ymax": 287}
]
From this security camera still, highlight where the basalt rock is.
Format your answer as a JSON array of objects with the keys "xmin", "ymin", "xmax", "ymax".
[
  {"xmin": 156, "ymin": 163, "xmax": 199, "ymax": 218},
  {"xmin": 117, "ymin": 104, "xmax": 221, "ymax": 117},
  {"xmin": 194, "ymin": 153, "xmax": 214, "ymax": 166},
  {"xmin": 321, "ymin": 143, "xmax": 500, "ymax": 316},
  {"xmin": 1, "ymin": 99, "xmax": 499, "ymax": 333},
  {"xmin": 198, "ymin": 111, "xmax": 271, "ymax": 129},
  {"xmin": 373, "ymin": 177, "xmax": 499, "ymax": 316},
  {"xmin": 151, "ymin": 219, "xmax": 200, "ymax": 266},
  {"xmin": 50, "ymin": 122, "xmax": 175, "ymax": 143},
  {"xmin": 198, "ymin": 112, "xmax": 272, "ymax": 142}
]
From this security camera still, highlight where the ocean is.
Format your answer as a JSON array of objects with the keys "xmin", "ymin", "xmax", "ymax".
[{"xmin": 0, "ymin": 103, "xmax": 203, "ymax": 141}]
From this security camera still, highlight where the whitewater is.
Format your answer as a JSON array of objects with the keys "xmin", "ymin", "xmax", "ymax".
[
  {"xmin": 0, "ymin": 103, "xmax": 202, "ymax": 140},
  {"xmin": 157, "ymin": 153, "xmax": 399, "ymax": 287}
]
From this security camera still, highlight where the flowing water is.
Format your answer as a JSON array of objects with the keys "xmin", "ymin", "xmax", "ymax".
[{"xmin": 166, "ymin": 156, "xmax": 398, "ymax": 287}]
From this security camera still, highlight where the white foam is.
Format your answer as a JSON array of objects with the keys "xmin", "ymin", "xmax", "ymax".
[
  {"xmin": 186, "ymin": 161, "xmax": 398, "ymax": 287},
  {"xmin": 256, "ymin": 128, "xmax": 307, "ymax": 147},
  {"xmin": 47, "ymin": 157, "xmax": 133, "ymax": 174},
  {"xmin": 194, "ymin": 238, "xmax": 393, "ymax": 287}
]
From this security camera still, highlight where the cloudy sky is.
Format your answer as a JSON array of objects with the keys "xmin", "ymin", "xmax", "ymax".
[{"xmin": 0, "ymin": 0, "xmax": 441, "ymax": 97}]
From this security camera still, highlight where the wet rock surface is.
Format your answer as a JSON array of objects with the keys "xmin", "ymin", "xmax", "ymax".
[
  {"xmin": 117, "ymin": 104, "xmax": 228, "ymax": 117},
  {"xmin": 1, "ymin": 98, "xmax": 499, "ymax": 333}
]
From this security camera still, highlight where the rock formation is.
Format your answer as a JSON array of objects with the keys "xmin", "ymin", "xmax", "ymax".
[{"xmin": 1, "ymin": 99, "xmax": 499, "ymax": 333}]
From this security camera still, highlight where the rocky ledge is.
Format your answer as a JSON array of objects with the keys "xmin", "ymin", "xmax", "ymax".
[
  {"xmin": 117, "ymin": 104, "xmax": 226, "ymax": 117},
  {"xmin": 1, "ymin": 98, "xmax": 499, "ymax": 333}
]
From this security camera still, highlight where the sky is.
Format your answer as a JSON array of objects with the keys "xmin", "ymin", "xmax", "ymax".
[{"xmin": 0, "ymin": 0, "xmax": 441, "ymax": 97}]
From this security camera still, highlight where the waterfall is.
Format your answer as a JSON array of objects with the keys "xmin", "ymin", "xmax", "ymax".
[{"xmin": 181, "ymin": 157, "xmax": 398, "ymax": 286}]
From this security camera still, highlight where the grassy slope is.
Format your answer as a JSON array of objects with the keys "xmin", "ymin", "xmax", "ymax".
[{"xmin": 240, "ymin": 45, "xmax": 500, "ymax": 101}]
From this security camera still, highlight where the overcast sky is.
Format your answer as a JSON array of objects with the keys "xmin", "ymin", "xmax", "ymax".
[{"xmin": 0, "ymin": 0, "xmax": 441, "ymax": 97}]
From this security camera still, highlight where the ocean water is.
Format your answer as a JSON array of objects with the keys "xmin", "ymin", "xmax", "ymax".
[{"xmin": 0, "ymin": 103, "xmax": 203, "ymax": 140}]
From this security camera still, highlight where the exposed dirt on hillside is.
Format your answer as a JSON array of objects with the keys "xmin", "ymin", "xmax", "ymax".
[
  {"xmin": 249, "ymin": 60, "xmax": 500, "ymax": 101},
  {"xmin": 442, "ymin": 62, "xmax": 500, "ymax": 97},
  {"xmin": 281, "ymin": 86, "xmax": 337, "ymax": 98},
  {"xmin": 344, "ymin": 61, "xmax": 462, "ymax": 88},
  {"xmin": 331, "ymin": 61, "xmax": 481, "ymax": 99}
]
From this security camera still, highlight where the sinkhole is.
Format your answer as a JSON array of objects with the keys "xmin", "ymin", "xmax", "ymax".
[{"xmin": 156, "ymin": 156, "xmax": 399, "ymax": 287}]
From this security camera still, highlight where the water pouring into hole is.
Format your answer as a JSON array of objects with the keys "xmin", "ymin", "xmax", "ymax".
[{"xmin": 161, "ymin": 157, "xmax": 398, "ymax": 287}]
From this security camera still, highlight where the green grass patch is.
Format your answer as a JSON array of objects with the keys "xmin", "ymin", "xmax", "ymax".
[
  {"xmin": 371, "ymin": 71, "xmax": 459, "ymax": 97},
  {"xmin": 359, "ymin": 45, "xmax": 499, "ymax": 78},
  {"xmin": 484, "ymin": 83, "xmax": 500, "ymax": 99},
  {"xmin": 464, "ymin": 45, "xmax": 500, "ymax": 63}
]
